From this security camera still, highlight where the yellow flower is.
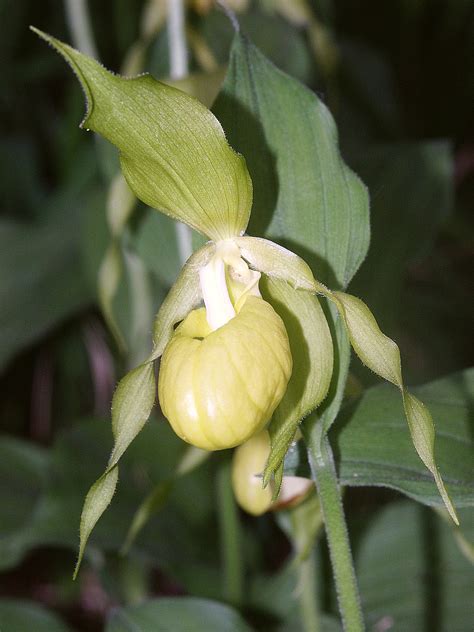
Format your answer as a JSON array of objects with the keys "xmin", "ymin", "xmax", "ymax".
[{"xmin": 158, "ymin": 242, "xmax": 292, "ymax": 450}]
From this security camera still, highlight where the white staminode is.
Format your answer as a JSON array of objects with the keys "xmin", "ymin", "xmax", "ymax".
[{"xmin": 199, "ymin": 239, "xmax": 261, "ymax": 331}]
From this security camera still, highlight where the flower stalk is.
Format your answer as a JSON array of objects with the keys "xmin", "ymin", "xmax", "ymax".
[{"xmin": 303, "ymin": 416, "xmax": 364, "ymax": 632}]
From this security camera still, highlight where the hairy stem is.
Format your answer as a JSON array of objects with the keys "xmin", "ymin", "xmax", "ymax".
[
  {"xmin": 217, "ymin": 459, "xmax": 244, "ymax": 606},
  {"xmin": 303, "ymin": 417, "xmax": 364, "ymax": 632},
  {"xmin": 298, "ymin": 550, "xmax": 321, "ymax": 632}
]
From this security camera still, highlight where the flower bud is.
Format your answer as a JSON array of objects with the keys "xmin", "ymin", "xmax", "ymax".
[
  {"xmin": 232, "ymin": 430, "xmax": 313, "ymax": 515},
  {"xmin": 232, "ymin": 430, "xmax": 273, "ymax": 515},
  {"xmin": 158, "ymin": 295, "xmax": 292, "ymax": 450}
]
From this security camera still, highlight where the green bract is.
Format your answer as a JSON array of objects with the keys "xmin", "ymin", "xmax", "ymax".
[{"xmin": 32, "ymin": 28, "xmax": 459, "ymax": 579}]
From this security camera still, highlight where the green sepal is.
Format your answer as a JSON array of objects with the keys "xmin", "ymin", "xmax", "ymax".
[
  {"xmin": 31, "ymin": 28, "xmax": 253, "ymax": 241},
  {"xmin": 261, "ymin": 277, "xmax": 333, "ymax": 486}
]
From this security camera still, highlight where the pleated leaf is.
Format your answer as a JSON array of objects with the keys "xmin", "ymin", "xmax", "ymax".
[{"xmin": 31, "ymin": 28, "xmax": 253, "ymax": 241}]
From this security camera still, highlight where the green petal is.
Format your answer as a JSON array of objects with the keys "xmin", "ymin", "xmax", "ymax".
[
  {"xmin": 74, "ymin": 466, "xmax": 119, "ymax": 579},
  {"xmin": 330, "ymin": 291, "xmax": 459, "ymax": 525},
  {"xmin": 31, "ymin": 28, "xmax": 252, "ymax": 241}
]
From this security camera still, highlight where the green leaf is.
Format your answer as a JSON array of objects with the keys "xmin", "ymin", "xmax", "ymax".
[
  {"xmin": 0, "ymin": 438, "xmax": 47, "ymax": 562},
  {"xmin": 356, "ymin": 501, "xmax": 474, "ymax": 632},
  {"xmin": 0, "ymin": 196, "xmax": 92, "ymax": 372},
  {"xmin": 349, "ymin": 142, "xmax": 453, "ymax": 332},
  {"xmin": 330, "ymin": 291, "xmax": 458, "ymax": 522},
  {"xmin": 122, "ymin": 446, "xmax": 209, "ymax": 553},
  {"xmin": 104, "ymin": 597, "xmax": 254, "ymax": 632},
  {"xmin": 32, "ymin": 28, "xmax": 253, "ymax": 241},
  {"xmin": 0, "ymin": 600, "xmax": 71, "ymax": 632},
  {"xmin": 284, "ymin": 369, "xmax": 474, "ymax": 508},
  {"xmin": 261, "ymin": 277, "xmax": 333, "ymax": 484},
  {"xmin": 213, "ymin": 33, "xmax": 369, "ymax": 289}
]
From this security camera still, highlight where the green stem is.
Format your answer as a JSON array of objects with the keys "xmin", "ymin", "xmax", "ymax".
[
  {"xmin": 298, "ymin": 550, "xmax": 321, "ymax": 632},
  {"xmin": 217, "ymin": 458, "xmax": 244, "ymax": 606},
  {"xmin": 302, "ymin": 418, "xmax": 365, "ymax": 632}
]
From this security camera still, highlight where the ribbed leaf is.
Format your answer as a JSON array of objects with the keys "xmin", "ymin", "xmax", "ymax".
[
  {"xmin": 214, "ymin": 34, "xmax": 369, "ymax": 289},
  {"xmin": 32, "ymin": 28, "xmax": 252, "ymax": 241}
]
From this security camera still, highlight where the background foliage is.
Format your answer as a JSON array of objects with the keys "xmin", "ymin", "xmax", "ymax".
[{"xmin": 0, "ymin": 1, "xmax": 473, "ymax": 630}]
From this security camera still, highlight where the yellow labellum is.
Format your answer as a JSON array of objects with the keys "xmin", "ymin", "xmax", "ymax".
[{"xmin": 158, "ymin": 296, "xmax": 292, "ymax": 450}]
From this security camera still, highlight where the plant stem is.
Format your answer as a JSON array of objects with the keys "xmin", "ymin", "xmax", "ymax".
[
  {"xmin": 167, "ymin": 0, "xmax": 193, "ymax": 265},
  {"xmin": 217, "ymin": 458, "xmax": 244, "ymax": 606},
  {"xmin": 298, "ymin": 550, "xmax": 321, "ymax": 632},
  {"xmin": 302, "ymin": 417, "xmax": 365, "ymax": 632}
]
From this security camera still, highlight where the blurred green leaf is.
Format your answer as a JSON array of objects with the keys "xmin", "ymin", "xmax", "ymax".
[
  {"xmin": 285, "ymin": 369, "xmax": 474, "ymax": 508},
  {"xmin": 32, "ymin": 28, "xmax": 253, "ymax": 242},
  {"xmin": 213, "ymin": 33, "xmax": 369, "ymax": 289},
  {"xmin": 133, "ymin": 210, "xmax": 182, "ymax": 287},
  {"xmin": 0, "ymin": 199, "xmax": 92, "ymax": 372},
  {"xmin": 356, "ymin": 501, "xmax": 474, "ymax": 631},
  {"xmin": 0, "ymin": 600, "xmax": 71, "ymax": 632},
  {"xmin": 0, "ymin": 438, "xmax": 47, "ymax": 546},
  {"xmin": 349, "ymin": 141, "xmax": 453, "ymax": 332},
  {"xmin": 105, "ymin": 597, "xmax": 254, "ymax": 632},
  {"xmin": 0, "ymin": 418, "xmax": 217, "ymax": 575},
  {"xmin": 201, "ymin": 7, "xmax": 313, "ymax": 84}
]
